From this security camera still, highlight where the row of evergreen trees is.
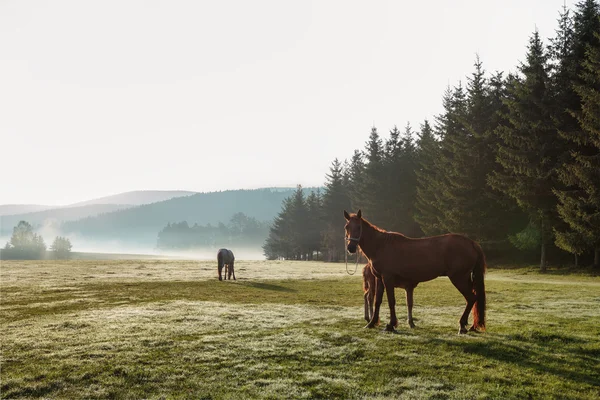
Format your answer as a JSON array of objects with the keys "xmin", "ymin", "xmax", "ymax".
[{"xmin": 264, "ymin": 1, "xmax": 600, "ymax": 269}]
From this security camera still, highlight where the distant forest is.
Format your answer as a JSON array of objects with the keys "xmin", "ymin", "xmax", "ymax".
[
  {"xmin": 264, "ymin": 1, "xmax": 600, "ymax": 270},
  {"xmin": 60, "ymin": 188, "xmax": 316, "ymax": 245},
  {"xmin": 157, "ymin": 212, "xmax": 270, "ymax": 249}
]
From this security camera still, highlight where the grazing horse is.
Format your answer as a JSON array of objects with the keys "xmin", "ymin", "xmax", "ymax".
[
  {"xmin": 217, "ymin": 248, "xmax": 236, "ymax": 281},
  {"xmin": 345, "ymin": 209, "xmax": 486, "ymax": 334}
]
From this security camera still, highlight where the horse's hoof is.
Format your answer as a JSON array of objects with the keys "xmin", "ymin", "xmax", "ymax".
[
  {"xmin": 384, "ymin": 324, "xmax": 396, "ymax": 332},
  {"xmin": 469, "ymin": 325, "xmax": 483, "ymax": 333},
  {"xmin": 458, "ymin": 327, "xmax": 468, "ymax": 335},
  {"xmin": 408, "ymin": 322, "xmax": 416, "ymax": 329}
]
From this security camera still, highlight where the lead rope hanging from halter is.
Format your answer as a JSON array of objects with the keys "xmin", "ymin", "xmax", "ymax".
[{"xmin": 345, "ymin": 235, "xmax": 360, "ymax": 275}]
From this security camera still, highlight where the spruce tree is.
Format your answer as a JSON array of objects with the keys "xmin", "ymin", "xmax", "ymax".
[
  {"xmin": 489, "ymin": 31, "xmax": 560, "ymax": 271},
  {"xmin": 321, "ymin": 159, "xmax": 351, "ymax": 261},
  {"xmin": 305, "ymin": 189, "xmax": 324, "ymax": 260},
  {"xmin": 414, "ymin": 119, "xmax": 444, "ymax": 235},
  {"xmin": 434, "ymin": 82, "xmax": 472, "ymax": 235},
  {"xmin": 263, "ymin": 197, "xmax": 295, "ymax": 260},
  {"xmin": 345, "ymin": 150, "xmax": 365, "ymax": 211},
  {"xmin": 555, "ymin": 27, "xmax": 600, "ymax": 266},
  {"xmin": 358, "ymin": 126, "xmax": 388, "ymax": 226},
  {"xmin": 553, "ymin": 1, "xmax": 600, "ymax": 266},
  {"xmin": 288, "ymin": 185, "xmax": 309, "ymax": 260}
]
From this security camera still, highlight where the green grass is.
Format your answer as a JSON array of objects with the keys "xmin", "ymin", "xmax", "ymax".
[{"xmin": 1, "ymin": 260, "xmax": 599, "ymax": 399}]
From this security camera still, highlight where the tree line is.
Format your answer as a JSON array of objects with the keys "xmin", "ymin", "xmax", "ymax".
[
  {"xmin": 157, "ymin": 212, "xmax": 270, "ymax": 250},
  {"xmin": 2, "ymin": 221, "xmax": 73, "ymax": 260},
  {"xmin": 264, "ymin": 1, "xmax": 600, "ymax": 269}
]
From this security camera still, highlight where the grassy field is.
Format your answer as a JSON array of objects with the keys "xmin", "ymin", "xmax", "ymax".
[{"xmin": 1, "ymin": 260, "xmax": 599, "ymax": 399}]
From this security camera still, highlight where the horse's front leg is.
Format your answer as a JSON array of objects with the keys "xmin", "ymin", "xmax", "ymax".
[
  {"xmin": 383, "ymin": 276, "xmax": 398, "ymax": 331},
  {"xmin": 365, "ymin": 278, "xmax": 384, "ymax": 328},
  {"xmin": 405, "ymin": 285, "xmax": 416, "ymax": 328}
]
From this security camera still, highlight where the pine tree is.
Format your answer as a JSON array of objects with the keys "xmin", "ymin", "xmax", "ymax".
[
  {"xmin": 489, "ymin": 30, "xmax": 560, "ymax": 271},
  {"xmin": 358, "ymin": 126, "xmax": 387, "ymax": 225},
  {"xmin": 553, "ymin": 0, "xmax": 600, "ymax": 266},
  {"xmin": 263, "ymin": 197, "xmax": 295, "ymax": 260},
  {"xmin": 345, "ymin": 150, "xmax": 365, "ymax": 211},
  {"xmin": 380, "ymin": 125, "xmax": 403, "ymax": 230},
  {"xmin": 395, "ymin": 124, "xmax": 421, "ymax": 235},
  {"xmin": 555, "ymin": 26, "xmax": 600, "ymax": 266},
  {"xmin": 287, "ymin": 185, "xmax": 309, "ymax": 259},
  {"xmin": 434, "ymin": 82, "xmax": 472, "ymax": 235},
  {"xmin": 305, "ymin": 189, "xmax": 324, "ymax": 260},
  {"xmin": 414, "ymin": 119, "xmax": 444, "ymax": 235},
  {"xmin": 321, "ymin": 159, "xmax": 351, "ymax": 261}
]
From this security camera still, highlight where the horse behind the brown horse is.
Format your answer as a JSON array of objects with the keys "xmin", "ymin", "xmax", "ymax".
[{"xmin": 362, "ymin": 263, "xmax": 376, "ymax": 323}]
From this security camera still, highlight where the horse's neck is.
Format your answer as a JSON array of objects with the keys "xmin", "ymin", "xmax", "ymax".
[{"xmin": 359, "ymin": 222, "xmax": 386, "ymax": 259}]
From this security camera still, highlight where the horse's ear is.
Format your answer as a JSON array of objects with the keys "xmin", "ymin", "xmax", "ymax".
[
  {"xmin": 357, "ymin": 209, "xmax": 362, "ymax": 219},
  {"xmin": 343, "ymin": 210, "xmax": 350, "ymax": 221}
]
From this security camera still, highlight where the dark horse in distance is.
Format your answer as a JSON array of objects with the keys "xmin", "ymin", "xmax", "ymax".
[
  {"xmin": 345, "ymin": 209, "xmax": 486, "ymax": 334},
  {"xmin": 217, "ymin": 248, "xmax": 236, "ymax": 281}
]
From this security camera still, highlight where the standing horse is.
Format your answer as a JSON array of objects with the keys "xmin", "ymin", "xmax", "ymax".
[
  {"xmin": 217, "ymin": 248, "xmax": 236, "ymax": 281},
  {"xmin": 345, "ymin": 209, "xmax": 486, "ymax": 334},
  {"xmin": 362, "ymin": 263, "xmax": 376, "ymax": 323}
]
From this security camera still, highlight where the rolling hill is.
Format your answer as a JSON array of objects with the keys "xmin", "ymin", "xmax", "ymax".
[
  {"xmin": 69, "ymin": 190, "xmax": 197, "ymax": 207},
  {"xmin": 60, "ymin": 188, "xmax": 318, "ymax": 245},
  {"xmin": 0, "ymin": 204, "xmax": 54, "ymax": 216},
  {"xmin": 1, "ymin": 191, "xmax": 199, "ymax": 236},
  {"xmin": 0, "ymin": 204, "xmax": 133, "ymax": 236}
]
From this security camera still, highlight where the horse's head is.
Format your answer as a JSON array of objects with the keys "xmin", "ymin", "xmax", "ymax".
[{"xmin": 343, "ymin": 209, "xmax": 362, "ymax": 254}]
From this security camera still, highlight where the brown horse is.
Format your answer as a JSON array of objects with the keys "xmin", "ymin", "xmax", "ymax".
[
  {"xmin": 362, "ymin": 263, "xmax": 376, "ymax": 323},
  {"xmin": 363, "ymin": 263, "xmax": 412, "ymax": 325},
  {"xmin": 345, "ymin": 209, "xmax": 486, "ymax": 334}
]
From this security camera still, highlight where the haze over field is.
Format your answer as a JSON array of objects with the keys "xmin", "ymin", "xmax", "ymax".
[
  {"xmin": 0, "ymin": 188, "xmax": 316, "ymax": 259},
  {"xmin": 0, "ymin": 0, "xmax": 577, "ymax": 206}
]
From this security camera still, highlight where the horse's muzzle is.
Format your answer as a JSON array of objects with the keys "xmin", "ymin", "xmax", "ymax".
[{"xmin": 347, "ymin": 243, "xmax": 357, "ymax": 254}]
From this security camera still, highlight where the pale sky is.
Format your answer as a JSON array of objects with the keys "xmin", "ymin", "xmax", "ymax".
[{"xmin": 0, "ymin": 0, "xmax": 577, "ymax": 206}]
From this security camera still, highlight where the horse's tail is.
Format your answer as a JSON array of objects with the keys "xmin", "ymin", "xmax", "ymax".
[{"xmin": 472, "ymin": 241, "xmax": 487, "ymax": 331}]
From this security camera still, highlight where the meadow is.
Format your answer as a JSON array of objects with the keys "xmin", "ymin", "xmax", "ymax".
[{"xmin": 1, "ymin": 259, "xmax": 599, "ymax": 399}]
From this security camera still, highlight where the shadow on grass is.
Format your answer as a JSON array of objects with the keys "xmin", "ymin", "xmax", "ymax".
[
  {"xmin": 438, "ymin": 331, "xmax": 599, "ymax": 387},
  {"xmin": 240, "ymin": 281, "xmax": 297, "ymax": 292}
]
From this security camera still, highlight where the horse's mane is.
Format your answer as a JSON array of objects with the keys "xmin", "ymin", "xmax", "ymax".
[{"xmin": 361, "ymin": 217, "xmax": 411, "ymax": 241}]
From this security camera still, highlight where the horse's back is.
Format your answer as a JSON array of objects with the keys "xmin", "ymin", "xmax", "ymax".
[
  {"xmin": 217, "ymin": 248, "xmax": 234, "ymax": 264},
  {"xmin": 376, "ymin": 233, "xmax": 479, "ymax": 282}
]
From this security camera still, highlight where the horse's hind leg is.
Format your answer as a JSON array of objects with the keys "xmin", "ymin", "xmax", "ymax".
[
  {"xmin": 450, "ymin": 273, "xmax": 476, "ymax": 334},
  {"xmin": 230, "ymin": 263, "xmax": 236, "ymax": 280}
]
